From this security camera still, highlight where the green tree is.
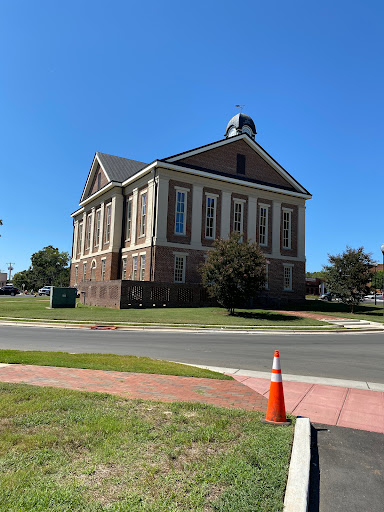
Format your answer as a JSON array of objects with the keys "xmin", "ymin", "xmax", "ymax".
[
  {"xmin": 200, "ymin": 232, "xmax": 266, "ymax": 315},
  {"xmin": 306, "ymin": 271, "xmax": 326, "ymax": 279},
  {"xmin": 13, "ymin": 246, "xmax": 70, "ymax": 291},
  {"xmin": 322, "ymin": 246, "xmax": 374, "ymax": 312},
  {"xmin": 369, "ymin": 270, "xmax": 383, "ymax": 292}
]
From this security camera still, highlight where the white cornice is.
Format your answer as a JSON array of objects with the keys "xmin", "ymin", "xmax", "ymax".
[
  {"xmin": 121, "ymin": 161, "xmax": 158, "ymax": 187},
  {"xmin": 159, "ymin": 162, "xmax": 312, "ymax": 200},
  {"xmin": 79, "ymin": 182, "xmax": 122, "ymax": 207}
]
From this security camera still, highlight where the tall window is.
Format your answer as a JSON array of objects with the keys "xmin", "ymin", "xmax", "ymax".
[
  {"xmin": 90, "ymin": 261, "xmax": 96, "ymax": 281},
  {"xmin": 233, "ymin": 201, "xmax": 244, "ymax": 234},
  {"xmin": 284, "ymin": 265, "xmax": 293, "ymax": 291},
  {"xmin": 140, "ymin": 192, "xmax": 147, "ymax": 236},
  {"xmin": 121, "ymin": 258, "xmax": 127, "ymax": 279},
  {"xmin": 74, "ymin": 266, "xmax": 78, "ymax": 285},
  {"xmin": 259, "ymin": 206, "xmax": 268, "ymax": 246},
  {"xmin": 175, "ymin": 190, "xmax": 186, "ymax": 235},
  {"xmin": 85, "ymin": 215, "xmax": 92, "ymax": 249},
  {"xmin": 101, "ymin": 259, "xmax": 106, "ymax": 281},
  {"xmin": 97, "ymin": 172, "xmax": 101, "ymax": 190},
  {"xmin": 132, "ymin": 256, "xmax": 138, "ymax": 280},
  {"xmin": 105, "ymin": 204, "xmax": 111, "ymax": 243},
  {"xmin": 95, "ymin": 210, "xmax": 101, "ymax": 247},
  {"xmin": 283, "ymin": 210, "xmax": 291, "ymax": 249},
  {"xmin": 82, "ymin": 262, "xmax": 87, "ymax": 282},
  {"xmin": 205, "ymin": 196, "xmax": 216, "ymax": 239},
  {"xmin": 140, "ymin": 255, "xmax": 145, "ymax": 281},
  {"xmin": 174, "ymin": 255, "xmax": 185, "ymax": 283},
  {"xmin": 126, "ymin": 199, "xmax": 132, "ymax": 240},
  {"xmin": 77, "ymin": 222, "xmax": 83, "ymax": 256}
]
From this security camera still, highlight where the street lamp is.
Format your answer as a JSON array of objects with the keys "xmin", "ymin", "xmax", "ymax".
[{"xmin": 381, "ymin": 244, "xmax": 384, "ymax": 318}]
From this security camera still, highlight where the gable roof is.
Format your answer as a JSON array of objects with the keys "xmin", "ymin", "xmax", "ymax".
[
  {"xmin": 163, "ymin": 134, "xmax": 311, "ymax": 197},
  {"xmin": 96, "ymin": 152, "xmax": 148, "ymax": 182},
  {"xmin": 81, "ymin": 152, "xmax": 148, "ymax": 202}
]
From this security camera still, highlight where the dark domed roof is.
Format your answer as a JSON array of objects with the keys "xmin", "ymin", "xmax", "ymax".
[{"xmin": 225, "ymin": 113, "xmax": 257, "ymax": 137}]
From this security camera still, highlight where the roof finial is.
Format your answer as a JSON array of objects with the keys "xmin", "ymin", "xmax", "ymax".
[{"xmin": 235, "ymin": 104, "xmax": 245, "ymax": 112}]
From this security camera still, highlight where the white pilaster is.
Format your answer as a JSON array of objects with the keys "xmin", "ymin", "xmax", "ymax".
[
  {"xmin": 99, "ymin": 202, "xmax": 105, "ymax": 252},
  {"xmin": 89, "ymin": 208, "xmax": 95, "ymax": 254},
  {"xmin": 297, "ymin": 205, "xmax": 306, "ymax": 260},
  {"xmin": 247, "ymin": 196, "xmax": 257, "ymax": 242},
  {"xmin": 272, "ymin": 201, "xmax": 281, "ymax": 257},
  {"xmin": 131, "ymin": 188, "xmax": 139, "ymax": 245},
  {"xmin": 111, "ymin": 193, "xmax": 124, "ymax": 250},
  {"xmin": 80, "ymin": 212, "xmax": 86, "ymax": 257},
  {"xmin": 73, "ymin": 220, "xmax": 79, "ymax": 259},
  {"xmin": 155, "ymin": 177, "xmax": 169, "ymax": 243},
  {"xmin": 221, "ymin": 191, "xmax": 231, "ymax": 239},
  {"xmin": 191, "ymin": 184, "xmax": 203, "ymax": 245},
  {"xmin": 145, "ymin": 178, "xmax": 155, "ymax": 245}
]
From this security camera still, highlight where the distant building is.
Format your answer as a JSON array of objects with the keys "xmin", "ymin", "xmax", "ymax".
[
  {"xmin": 305, "ymin": 277, "xmax": 326, "ymax": 296},
  {"xmin": 0, "ymin": 273, "xmax": 7, "ymax": 287},
  {"xmin": 70, "ymin": 113, "xmax": 312, "ymax": 307}
]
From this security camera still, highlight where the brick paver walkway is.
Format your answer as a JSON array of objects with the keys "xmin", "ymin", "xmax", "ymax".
[{"xmin": 0, "ymin": 364, "xmax": 268, "ymax": 411}]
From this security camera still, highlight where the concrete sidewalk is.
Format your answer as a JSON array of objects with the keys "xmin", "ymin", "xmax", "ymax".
[{"xmin": 232, "ymin": 374, "xmax": 384, "ymax": 434}]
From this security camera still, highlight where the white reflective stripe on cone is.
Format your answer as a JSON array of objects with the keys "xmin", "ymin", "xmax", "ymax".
[
  {"xmin": 271, "ymin": 373, "xmax": 282, "ymax": 382},
  {"xmin": 272, "ymin": 357, "xmax": 281, "ymax": 370}
]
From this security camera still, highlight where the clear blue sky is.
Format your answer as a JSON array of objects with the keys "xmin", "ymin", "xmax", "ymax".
[{"xmin": 1, "ymin": 0, "xmax": 383, "ymax": 276}]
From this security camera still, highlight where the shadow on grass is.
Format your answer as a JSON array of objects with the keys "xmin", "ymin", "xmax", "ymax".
[
  {"xmin": 232, "ymin": 311, "xmax": 302, "ymax": 322},
  {"xmin": 284, "ymin": 299, "xmax": 384, "ymax": 318}
]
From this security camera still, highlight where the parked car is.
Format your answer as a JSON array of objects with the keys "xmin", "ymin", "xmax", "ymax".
[
  {"xmin": 0, "ymin": 285, "xmax": 20, "ymax": 296},
  {"xmin": 319, "ymin": 292, "xmax": 333, "ymax": 301},
  {"xmin": 38, "ymin": 286, "xmax": 53, "ymax": 296}
]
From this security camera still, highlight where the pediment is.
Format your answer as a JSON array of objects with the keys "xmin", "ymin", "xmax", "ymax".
[
  {"xmin": 80, "ymin": 155, "xmax": 110, "ymax": 202},
  {"xmin": 166, "ymin": 135, "xmax": 310, "ymax": 195}
]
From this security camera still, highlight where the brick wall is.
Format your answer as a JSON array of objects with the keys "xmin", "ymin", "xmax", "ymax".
[
  {"xmin": 153, "ymin": 245, "xmax": 206, "ymax": 284},
  {"xmin": 176, "ymin": 139, "xmax": 296, "ymax": 191},
  {"xmin": 87, "ymin": 165, "xmax": 109, "ymax": 198}
]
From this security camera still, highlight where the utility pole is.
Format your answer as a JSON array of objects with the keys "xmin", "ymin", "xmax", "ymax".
[{"xmin": 6, "ymin": 262, "xmax": 15, "ymax": 282}]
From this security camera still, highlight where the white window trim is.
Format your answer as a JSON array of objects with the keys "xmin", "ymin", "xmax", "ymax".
[
  {"xmin": 121, "ymin": 256, "xmax": 127, "ymax": 279},
  {"xmin": 132, "ymin": 255, "xmax": 138, "ymax": 281},
  {"xmin": 82, "ymin": 261, "xmax": 87, "ymax": 282},
  {"xmin": 283, "ymin": 264, "xmax": 293, "ymax": 291},
  {"xmin": 174, "ymin": 254, "xmax": 186, "ymax": 283},
  {"xmin": 259, "ymin": 204, "xmax": 270, "ymax": 247},
  {"xmin": 86, "ymin": 214, "xmax": 92, "ymax": 249},
  {"xmin": 205, "ymin": 194, "xmax": 217, "ymax": 240},
  {"xmin": 174, "ymin": 188, "xmax": 188, "ymax": 236},
  {"xmin": 125, "ymin": 198, "xmax": 132, "ymax": 241},
  {"xmin": 105, "ymin": 203, "xmax": 112, "ymax": 243},
  {"xmin": 101, "ymin": 257, "xmax": 106, "ymax": 281},
  {"xmin": 95, "ymin": 209, "xmax": 101, "ymax": 247},
  {"xmin": 282, "ymin": 208, "xmax": 292, "ymax": 249},
  {"xmin": 139, "ymin": 190, "xmax": 148, "ymax": 238},
  {"xmin": 74, "ymin": 265, "xmax": 79, "ymax": 286},
  {"xmin": 233, "ymin": 200, "xmax": 244, "ymax": 235},
  {"xmin": 139, "ymin": 254, "xmax": 146, "ymax": 281}
]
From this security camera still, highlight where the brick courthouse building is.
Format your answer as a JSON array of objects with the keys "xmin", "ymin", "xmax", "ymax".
[{"xmin": 70, "ymin": 113, "xmax": 312, "ymax": 307}]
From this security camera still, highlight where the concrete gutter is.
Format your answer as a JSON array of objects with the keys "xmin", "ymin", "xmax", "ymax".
[{"xmin": 284, "ymin": 417, "xmax": 311, "ymax": 511}]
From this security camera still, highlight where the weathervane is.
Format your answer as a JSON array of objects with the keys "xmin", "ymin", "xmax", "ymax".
[{"xmin": 235, "ymin": 104, "xmax": 245, "ymax": 112}]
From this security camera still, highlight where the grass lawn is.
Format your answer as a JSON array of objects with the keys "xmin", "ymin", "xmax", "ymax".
[
  {"xmin": 0, "ymin": 383, "xmax": 293, "ymax": 511},
  {"xmin": 0, "ymin": 350, "xmax": 232, "ymax": 380},
  {"xmin": 0, "ymin": 298, "xmax": 327, "ymax": 327},
  {"xmin": 289, "ymin": 299, "xmax": 384, "ymax": 323}
]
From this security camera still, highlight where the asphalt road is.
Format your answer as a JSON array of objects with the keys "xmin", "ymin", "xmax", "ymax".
[
  {"xmin": 0, "ymin": 325, "xmax": 383, "ymax": 383},
  {"xmin": 309, "ymin": 424, "xmax": 384, "ymax": 512}
]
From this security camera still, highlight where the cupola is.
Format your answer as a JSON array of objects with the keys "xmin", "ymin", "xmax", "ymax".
[{"xmin": 225, "ymin": 113, "xmax": 257, "ymax": 139}]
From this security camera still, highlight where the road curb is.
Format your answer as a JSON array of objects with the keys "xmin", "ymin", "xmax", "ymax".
[
  {"xmin": 0, "ymin": 320, "xmax": 383, "ymax": 334},
  {"xmin": 284, "ymin": 417, "xmax": 311, "ymax": 511}
]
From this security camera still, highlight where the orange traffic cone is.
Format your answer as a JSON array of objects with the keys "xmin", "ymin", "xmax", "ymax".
[{"xmin": 262, "ymin": 350, "xmax": 291, "ymax": 426}]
